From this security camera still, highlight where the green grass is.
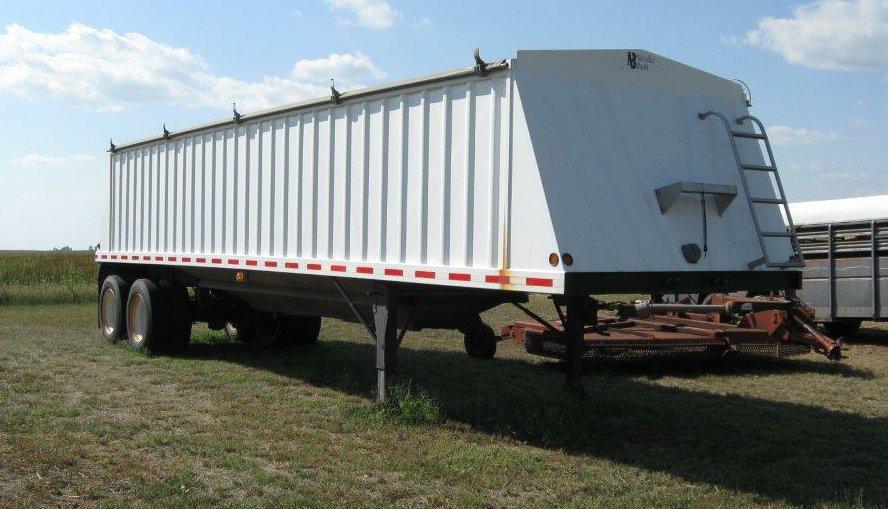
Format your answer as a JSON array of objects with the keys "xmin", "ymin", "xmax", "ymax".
[
  {"xmin": 348, "ymin": 381, "xmax": 443, "ymax": 426},
  {"xmin": 0, "ymin": 301, "xmax": 886, "ymax": 507},
  {"xmin": 0, "ymin": 283, "xmax": 95, "ymax": 305},
  {"xmin": 0, "ymin": 251, "xmax": 97, "ymax": 305}
]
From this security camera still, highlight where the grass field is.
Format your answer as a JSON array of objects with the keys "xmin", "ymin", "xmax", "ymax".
[
  {"xmin": 0, "ymin": 251, "xmax": 96, "ymax": 305},
  {"xmin": 1, "ymin": 299, "xmax": 886, "ymax": 508}
]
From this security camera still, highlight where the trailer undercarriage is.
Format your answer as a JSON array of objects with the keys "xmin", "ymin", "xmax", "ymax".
[{"xmin": 98, "ymin": 261, "xmax": 842, "ymax": 401}]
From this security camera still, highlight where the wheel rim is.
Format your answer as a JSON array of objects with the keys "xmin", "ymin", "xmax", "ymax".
[
  {"xmin": 224, "ymin": 322, "xmax": 240, "ymax": 341},
  {"xmin": 100, "ymin": 287, "xmax": 117, "ymax": 336},
  {"xmin": 128, "ymin": 293, "xmax": 149, "ymax": 345}
]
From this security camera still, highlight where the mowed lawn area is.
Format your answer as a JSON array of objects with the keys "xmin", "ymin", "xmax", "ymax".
[{"xmin": 1, "ymin": 300, "xmax": 886, "ymax": 508}]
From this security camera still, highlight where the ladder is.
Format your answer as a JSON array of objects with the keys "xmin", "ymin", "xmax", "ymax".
[{"xmin": 698, "ymin": 111, "xmax": 804, "ymax": 269}]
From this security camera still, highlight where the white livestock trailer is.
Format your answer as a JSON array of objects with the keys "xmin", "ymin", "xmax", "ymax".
[
  {"xmin": 96, "ymin": 50, "xmax": 817, "ymax": 399},
  {"xmin": 791, "ymin": 195, "xmax": 888, "ymax": 337}
]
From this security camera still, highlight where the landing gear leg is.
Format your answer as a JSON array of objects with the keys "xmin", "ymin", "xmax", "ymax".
[
  {"xmin": 564, "ymin": 296, "xmax": 589, "ymax": 394},
  {"xmin": 372, "ymin": 284, "xmax": 398, "ymax": 403}
]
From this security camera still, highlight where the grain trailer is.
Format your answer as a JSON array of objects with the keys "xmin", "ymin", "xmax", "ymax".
[{"xmin": 96, "ymin": 49, "xmax": 833, "ymax": 400}]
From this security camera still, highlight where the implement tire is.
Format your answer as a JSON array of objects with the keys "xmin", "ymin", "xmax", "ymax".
[{"xmin": 99, "ymin": 275, "xmax": 129, "ymax": 343}]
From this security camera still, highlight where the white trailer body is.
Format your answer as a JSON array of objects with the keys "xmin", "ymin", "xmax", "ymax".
[
  {"xmin": 97, "ymin": 50, "xmax": 801, "ymax": 295},
  {"xmin": 790, "ymin": 195, "xmax": 888, "ymax": 226}
]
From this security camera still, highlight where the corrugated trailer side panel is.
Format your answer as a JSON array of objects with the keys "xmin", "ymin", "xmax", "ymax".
[{"xmin": 103, "ymin": 70, "xmax": 555, "ymax": 291}]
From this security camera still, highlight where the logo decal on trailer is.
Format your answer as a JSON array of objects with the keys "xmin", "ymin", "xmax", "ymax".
[{"xmin": 626, "ymin": 51, "xmax": 654, "ymax": 71}]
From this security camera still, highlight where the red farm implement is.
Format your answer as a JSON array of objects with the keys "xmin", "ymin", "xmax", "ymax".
[{"xmin": 503, "ymin": 295, "xmax": 842, "ymax": 369}]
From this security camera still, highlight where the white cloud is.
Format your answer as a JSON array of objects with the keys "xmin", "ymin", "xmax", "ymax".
[
  {"xmin": 768, "ymin": 125, "xmax": 845, "ymax": 146},
  {"xmin": 412, "ymin": 17, "xmax": 432, "ymax": 29},
  {"xmin": 719, "ymin": 34, "xmax": 741, "ymax": 46},
  {"xmin": 9, "ymin": 153, "xmax": 94, "ymax": 167},
  {"xmin": 781, "ymin": 160, "xmax": 869, "ymax": 180},
  {"xmin": 815, "ymin": 170, "xmax": 871, "ymax": 181},
  {"xmin": 743, "ymin": 0, "xmax": 888, "ymax": 72},
  {"xmin": 326, "ymin": 0, "xmax": 402, "ymax": 29},
  {"xmin": 850, "ymin": 117, "xmax": 870, "ymax": 127},
  {"xmin": 291, "ymin": 52, "xmax": 386, "ymax": 83},
  {"xmin": 0, "ymin": 23, "xmax": 387, "ymax": 113}
]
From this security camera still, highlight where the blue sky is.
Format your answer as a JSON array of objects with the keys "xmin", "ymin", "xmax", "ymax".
[{"xmin": 0, "ymin": 0, "xmax": 885, "ymax": 249}]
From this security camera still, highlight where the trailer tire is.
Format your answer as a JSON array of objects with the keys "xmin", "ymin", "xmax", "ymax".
[
  {"xmin": 226, "ymin": 311, "xmax": 259, "ymax": 343},
  {"xmin": 126, "ymin": 279, "xmax": 170, "ymax": 352},
  {"xmin": 823, "ymin": 320, "xmax": 861, "ymax": 340},
  {"xmin": 161, "ymin": 279, "xmax": 192, "ymax": 353},
  {"xmin": 463, "ymin": 323, "xmax": 498, "ymax": 359},
  {"xmin": 99, "ymin": 275, "xmax": 129, "ymax": 343},
  {"xmin": 241, "ymin": 313, "xmax": 321, "ymax": 348},
  {"xmin": 247, "ymin": 311, "xmax": 285, "ymax": 348},
  {"xmin": 289, "ymin": 316, "xmax": 321, "ymax": 345}
]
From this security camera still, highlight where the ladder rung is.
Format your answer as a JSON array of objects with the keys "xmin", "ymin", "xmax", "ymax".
[
  {"xmin": 731, "ymin": 131, "xmax": 766, "ymax": 140},
  {"xmin": 741, "ymin": 164, "xmax": 776, "ymax": 172},
  {"xmin": 747, "ymin": 256, "xmax": 767, "ymax": 269},
  {"xmin": 751, "ymin": 197, "xmax": 786, "ymax": 204},
  {"xmin": 762, "ymin": 231, "xmax": 795, "ymax": 238},
  {"xmin": 770, "ymin": 261, "xmax": 805, "ymax": 268}
]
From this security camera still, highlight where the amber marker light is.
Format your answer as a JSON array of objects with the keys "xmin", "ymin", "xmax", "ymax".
[
  {"xmin": 562, "ymin": 253, "xmax": 574, "ymax": 266},
  {"xmin": 548, "ymin": 252, "xmax": 559, "ymax": 266},
  {"xmin": 235, "ymin": 271, "xmax": 247, "ymax": 282}
]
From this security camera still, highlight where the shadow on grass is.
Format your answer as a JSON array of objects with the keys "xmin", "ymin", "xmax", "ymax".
[
  {"xmin": 183, "ymin": 335, "xmax": 887, "ymax": 506},
  {"xmin": 848, "ymin": 323, "xmax": 888, "ymax": 346}
]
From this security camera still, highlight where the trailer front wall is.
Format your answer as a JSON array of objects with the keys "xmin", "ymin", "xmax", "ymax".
[{"xmin": 509, "ymin": 50, "xmax": 796, "ymax": 274}]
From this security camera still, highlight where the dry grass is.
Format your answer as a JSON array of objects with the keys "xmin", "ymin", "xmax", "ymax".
[{"xmin": 0, "ymin": 301, "xmax": 886, "ymax": 508}]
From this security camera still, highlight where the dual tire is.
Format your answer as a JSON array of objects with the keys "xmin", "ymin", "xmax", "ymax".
[
  {"xmin": 226, "ymin": 312, "xmax": 321, "ymax": 348},
  {"xmin": 99, "ymin": 275, "xmax": 191, "ymax": 353},
  {"xmin": 823, "ymin": 320, "xmax": 862, "ymax": 340}
]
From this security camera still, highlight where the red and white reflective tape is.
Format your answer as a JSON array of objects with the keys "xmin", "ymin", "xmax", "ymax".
[{"xmin": 95, "ymin": 251, "xmax": 562, "ymax": 293}]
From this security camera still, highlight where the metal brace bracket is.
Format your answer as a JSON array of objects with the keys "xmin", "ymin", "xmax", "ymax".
[
  {"xmin": 332, "ymin": 278, "xmax": 375, "ymax": 340},
  {"xmin": 655, "ymin": 181, "xmax": 738, "ymax": 216},
  {"xmin": 332, "ymin": 278, "xmax": 416, "ymax": 346}
]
